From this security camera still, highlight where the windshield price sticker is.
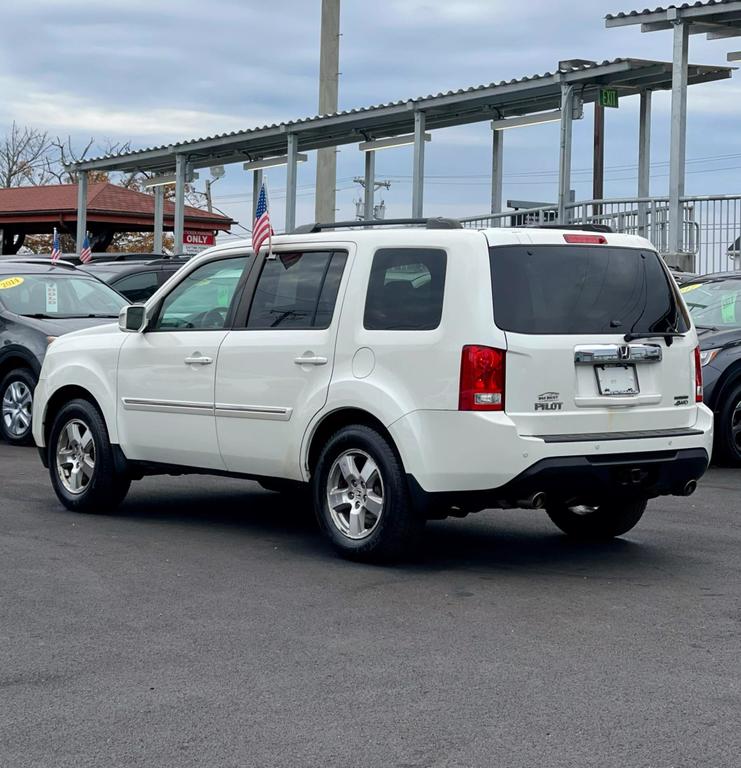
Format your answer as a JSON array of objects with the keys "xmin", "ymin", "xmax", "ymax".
[
  {"xmin": 46, "ymin": 282, "xmax": 59, "ymax": 313},
  {"xmin": 721, "ymin": 293, "xmax": 737, "ymax": 323},
  {"xmin": 0, "ymin": 276, "xmax": 24, "ymax": 290}
]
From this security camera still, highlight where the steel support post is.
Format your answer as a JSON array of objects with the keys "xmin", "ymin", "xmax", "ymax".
[
  {"xmin": 174, "ymin": 154, "xmax": 186, "ymax": 255},
  {"xmin": 76, "ymin": 170, "xmax": 88, "ymax": 255},
  {"xmin": 638, "ymin": 90, "xmax": 653, "ymax": 238},
  {"xmin": 153, "ymin": 185, "xmax": 164, "ymax": 253},
  {"xmin": 412, "ymin": 111, "xmax": 426, "ymax": 218},
  {"xmin": 558, "ymin": 85, "xmax": 574, "ymax": 224},
  {"xmin": 668, "ymin": 21, "xmax": 689, "ymax": 256},
  {"xmin": 251, "ymin": 168, "xmax": 264, "ymax": 222},
  {"xmin": 491, "ymin": 128, "xmax": 504, "ymax": 219},
  {"xmin": 363, "ymin": 150, "xmax": 375, "ymax": 220},
  {"xmin": 285, "ymin": 133, "xmax": 298, "ymax": 231}
]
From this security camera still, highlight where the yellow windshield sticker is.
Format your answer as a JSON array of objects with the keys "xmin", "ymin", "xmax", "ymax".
[
  {"xmin": 0, "ymin": 276, "xmax": 24, "ymax": 290},
  {"xmin": 680, "ymin": 283, "xmax": 701, "ymax": 294},
  {"xmin": 721, "ymin": 294, "xmax": 737, "ymax": 324}
]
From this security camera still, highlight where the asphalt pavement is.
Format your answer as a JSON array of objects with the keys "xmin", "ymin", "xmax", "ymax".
[{"xmin": 1, "ymin": 442, "xmax": 739, "ymax": 768}]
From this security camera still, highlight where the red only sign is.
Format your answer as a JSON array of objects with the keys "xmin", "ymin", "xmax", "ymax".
[{"xmin": 183, "ymin": 231, "xmax": 215, "ymax": 246}]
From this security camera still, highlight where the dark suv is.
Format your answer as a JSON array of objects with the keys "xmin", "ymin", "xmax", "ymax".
[
  {"xmin": 681, "ymin": 271, "xmax": 741, "ymax": 464},
  {"xmin": 79, "ymin": 256, "xmax": 189, "ymax": 302},
  {"xmin": 0, "ymin": 260, "xmax": 128, "ymax": 444}
]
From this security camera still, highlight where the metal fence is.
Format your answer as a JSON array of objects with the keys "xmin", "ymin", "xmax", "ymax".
[{"xmin": 460, "ymin": 194, "xmax": 741, "ymax": 275}]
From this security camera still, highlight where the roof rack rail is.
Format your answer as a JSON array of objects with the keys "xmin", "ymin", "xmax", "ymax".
[
  {"xmin": 0, "ymin": 257, "xmax": 78, "ymax": 269},
  {"xmin": 292, "ymin": 217, "xmax": 463, "ymax": 234},
  {"xmin": 533, "ymin": 223, "xmax": 613, "ymax": 234}
]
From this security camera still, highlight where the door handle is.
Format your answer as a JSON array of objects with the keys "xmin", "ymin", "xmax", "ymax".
[
  {"xmin": 184, "ymin": 356, "xmax": 213, "ymax": 366},
  {"xmin": 294, "ymin": 355, "xmax": 328, "ymax": 366}
]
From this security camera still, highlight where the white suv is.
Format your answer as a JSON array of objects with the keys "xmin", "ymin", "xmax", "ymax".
[{"xmin": 32, "ymin": 220, "xmax": 713, "ymax": 561}]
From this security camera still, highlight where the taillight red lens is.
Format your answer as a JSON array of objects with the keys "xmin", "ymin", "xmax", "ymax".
[
  {"xmin": 694, "ymin": 346, "xmax": 703, "ymax": 403},
  {"xmin": 459, "ymin": 345, "xmax": 505, "ymax": 411},
  {"xmin": 563, "ymin": 233, "xmax": 607, "ymax": 245}
]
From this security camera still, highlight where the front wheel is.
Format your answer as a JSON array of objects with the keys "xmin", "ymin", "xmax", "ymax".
[
  {"xmin": 48, "ymin": 398, "xmax": 130, "ymax": 513},
  {"xmin": 312, "ymin": 425, "xmax": 423, "ymax": 562},
  {"xmin": 714, "ymin": 383, "xmax": 741, "ymax": 467},
  {"xmin": 546, "ymin": 499, "xmax": 647, "ymax": 540},
  {"xmin": 0, "ymin": 368, "xmax": 36, "ymax": 445}
]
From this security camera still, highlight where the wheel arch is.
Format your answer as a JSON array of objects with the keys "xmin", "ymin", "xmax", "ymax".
[
  {"xmin": 708, "ymin": 360, "xmax": 741, "ymax": 412},
  {"xmin": 0, "ymin": 347, "xmax": 41, "ymax": 382},
  {"xmin": 42, "ymin": 385, "xmax": 109, "ymax": 448}
]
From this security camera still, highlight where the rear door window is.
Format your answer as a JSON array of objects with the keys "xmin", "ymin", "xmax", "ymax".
[
  {"xmin": 364, "ymin": 248, "xmax": 446, "ymax": 330},
  {"xmin": 489, "ymin": 245, "xmax": 688, "ymax": 335},
  {"xmin": 113, "ymin": 271, "xmax": 159, "ymax": 302}
]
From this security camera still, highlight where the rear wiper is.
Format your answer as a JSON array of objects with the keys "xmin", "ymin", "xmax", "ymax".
[{"xmin": 624, "ymin": 331, "xmax": 686, "ymax": 345}]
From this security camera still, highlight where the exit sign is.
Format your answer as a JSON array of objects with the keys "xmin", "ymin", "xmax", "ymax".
[{"xmin": 599, "ymin": 88, "xmax": 619, "ymax": 109}]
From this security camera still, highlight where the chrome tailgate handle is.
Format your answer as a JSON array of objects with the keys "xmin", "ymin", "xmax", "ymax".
[
  {"xmin": 294, "ymin": 355, "xmax": 328, "ymax": 366},
  {"xmin": 574, "ymin": 343, "xmax": 662, "ymax": 364},
  {"xmin": 184, "ymin": 355, "xmax": 214, "ymax": 365}
]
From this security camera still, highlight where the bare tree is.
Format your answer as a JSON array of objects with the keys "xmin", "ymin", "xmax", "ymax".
[{"xmin": 0, "ymin": 122, "xmax": 53, "ymax": 187}]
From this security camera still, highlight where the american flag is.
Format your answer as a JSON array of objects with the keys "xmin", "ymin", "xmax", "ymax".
[
  {"xmin": 50, "ymin": 228, "xmax": 61, "ymax": 263},
  {"xmin": 80, "ymin": 234, "xmax": 92, "ymax": 264},
  {"xmin": 252, "ymin": 179, "xmax": 273, "ymax": 256}
]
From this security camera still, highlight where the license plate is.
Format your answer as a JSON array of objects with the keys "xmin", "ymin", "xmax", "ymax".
[{"xmin": 595, "ymin": 364, "xmax": 639, "ymax": 396}]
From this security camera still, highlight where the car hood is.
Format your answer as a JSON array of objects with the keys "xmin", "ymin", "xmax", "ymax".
[
  {"xmin": 696, "ymin": 326, "xmax": 741, "ymax": 350},
  {"xmin": 18, "ymin": 315, "xmax": 119, "ymax": 337}
]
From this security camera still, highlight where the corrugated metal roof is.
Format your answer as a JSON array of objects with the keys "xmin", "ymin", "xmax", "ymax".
[
  {"xmin": 606, "ymin": 0, "xmax": 741, "ymax": 21},
  {"xmin": 72, "ymin": 57, "xmax": 733, "ymax": 173}
]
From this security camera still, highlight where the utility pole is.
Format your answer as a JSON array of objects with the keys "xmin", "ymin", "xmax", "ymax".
[
  {"xmin": 353, "ymin": 177, "xmax": 391, "ymax": 220},
  {"xmin": 315, "ymin": 0, "xmax": 340, "ymax": 223}
]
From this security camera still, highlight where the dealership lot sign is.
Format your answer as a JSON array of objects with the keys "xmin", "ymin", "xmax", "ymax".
[{"xmin": 183, "ymin": 231, "xmax": 215, "ymax": 255}]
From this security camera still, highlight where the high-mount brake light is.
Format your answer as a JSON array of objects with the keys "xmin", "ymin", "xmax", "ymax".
[
  {"xmin": 694, "ymin": 346, "xmax": 703, "ymax": 403},
  {"xmin": 459, "ymin": 345, "xmax": 505, "ymax": 411},
  {"xmin": 563, "ymin": 233, "xmax": 607, "ymax": 245}
]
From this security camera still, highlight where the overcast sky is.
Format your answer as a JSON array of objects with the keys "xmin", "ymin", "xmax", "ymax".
[{"xmin": 2, "ymin": 0, "xmax": 740, "ymax": 232}]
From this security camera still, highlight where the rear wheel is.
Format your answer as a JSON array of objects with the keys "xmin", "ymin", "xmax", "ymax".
[
  {"xmin": 312, "ymin": 425, "xmax": 423, "ymax": 562},
  {"xmin": 714, "ymin": 383, "xmax": 741, "ymax": 467},
  {"xmin": 48, "ymin": 399, "xmax": 130, "ymax": 513},
  {"xmin": 0, "ymin": 368, "xmax": 36, "ymax": 446},
  {"xmin": 546, "ymin": 499, "xmax": 647, "ymax": 540}
]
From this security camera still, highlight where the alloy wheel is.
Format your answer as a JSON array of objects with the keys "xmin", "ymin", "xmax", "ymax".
[
  {"xmin": 732, "ymin": 401, "xmax": 741, "ymax": 452},
  {"xmin": 56, "ymin": 419, "xmax": 96, "ymax": 495},
  {"xmin": 2, "ymin": 380, "xmax": 32, "ymax": 438},
  {"xmin": 326, "ymin": 449, "xmax": 384, "ymax": 540}
]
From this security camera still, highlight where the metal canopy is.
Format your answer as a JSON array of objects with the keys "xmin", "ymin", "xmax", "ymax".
[
  {"xmin": 606, "ymin": 1, "xmax": 741, "ymax": 35},
  {"xmin": 69, "ymin": 58, "xmax": 731, "ymax": 175}
]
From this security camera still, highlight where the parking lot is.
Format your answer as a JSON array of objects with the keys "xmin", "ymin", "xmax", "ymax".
[{"xmin": 0, "ymin": 442, "xmax": 738, "ymax": 768}]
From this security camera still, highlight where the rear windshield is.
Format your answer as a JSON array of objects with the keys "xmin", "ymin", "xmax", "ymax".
[{"xmin": 489, "ymin": 245, "xmax": 688, "ymax": 335}]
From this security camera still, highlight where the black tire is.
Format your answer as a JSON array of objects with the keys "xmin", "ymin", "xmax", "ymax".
[
  {"xmin": 0, "ymin": 368, "xmax": 36, "ymax": 446},
  {"xmin": 714, "ymin": 382, "xmax": 741, "ymax": 467},
  {"xmin": 312, "ymin": 425, "xmax": 423, "ymax": 562},
  {"xmin": 546, "ymin": 498, "xmax": 648, "ymax": 540},
  {"xmin": 47, "ymin": 398, "xmax": 130, "ymax": 514}
]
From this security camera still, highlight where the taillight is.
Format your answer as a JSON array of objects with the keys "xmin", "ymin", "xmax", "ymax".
[
  {"xmin": 563, "ymin": 233, "xmax": 607, "ymax": 245},
  {"xmin": 694, "ymin": 346, "xmax": 703, "ymax": 403},
  {"xmin": 459, "ymin": 345, "xmax": 505, "ymax": 411}
]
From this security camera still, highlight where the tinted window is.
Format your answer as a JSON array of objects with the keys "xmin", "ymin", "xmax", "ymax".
[
  {"xmin": 113, "ymin": 271, "xmax": 160, "ymax": 303},
  {"xmin": 682, "ymin": 278, "xmax": 741, "ymax": 328},
  {"xmin": 0, "ymin": 273, "xmax": 126, "ymax": 317},
  {"xmin": 364, "ymin": 248, "xmax": 446, "ymax": 330},
  {"xmin": 246, "ymin": 251, "xmax": 347, "ymax": 329},
  {"xmin": 489, "ymin": 245, "xmax": 688, "ymax": 335},
  {"xmin": 154, "ymin": 256, "xmax": 248, "ymax": 330}
]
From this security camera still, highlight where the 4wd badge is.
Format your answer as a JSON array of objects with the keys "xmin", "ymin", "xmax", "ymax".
[{"xmin": 535, "ymin": 392, "xmax": 563, "ymax": 411}]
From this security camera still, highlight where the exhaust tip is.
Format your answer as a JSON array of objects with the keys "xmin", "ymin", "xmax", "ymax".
[
  {"xmin": 517, "ymin": 492, "xmax": 547, "ymax": 509},
  {"xmin": 683, "ymin": 480, "xmax": 698, "ymax": 497}
]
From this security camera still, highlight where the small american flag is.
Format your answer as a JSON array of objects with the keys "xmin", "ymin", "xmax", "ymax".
[
  {"xmin": 80, "ymin": 234, "xmax": 92, "ymax": 264},
  {"xmin": 252, "ymin": 180, "xmax": 273, "ymax": 256},
  {"xmin": 51, "ymin": 228, "xmax": 61, "ymax": 263}
]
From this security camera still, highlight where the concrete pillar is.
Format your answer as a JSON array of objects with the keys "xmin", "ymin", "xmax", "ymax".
[
  {"xmin": 76, "ymin": 170, "xmax": 88, "ymax": 255},
  {"xmin": 491, "ymin": 128, "xmax": 504, "ymax": 218},
  {"xmin": 315, "ymin": 0, "xmax": 340, "ymax": 222},
  {"xmin": 251, "ymin": 168, "xmax": 264, "ymax": 222},
  {"xmin": 558, "ymin": 85, "xmax": 574, "ymax": 224},
  {"xmin": 412, "ymin": 111, "xmax": 426, "ymax": 218},
  {"xmin": 174, "ymin": 154, "xmax": 186, "ymax": 254},
  {"xmin": 363, "ymin": 150, "xmax": 375, "ymax": 220},
  {"xmin": 153, "ymin": 185, "xmax": 164, "ymax": 253},
  {"xmin": 285, "ymin": 134, "xmax": 298, "ymax": 231},
  {"xmin": 668, "ymin": 21, "xmax": 689, "ymax": 255},
  {"xmin": 638, "ymin": 90, "xmax": 652, "ymax": 238}
]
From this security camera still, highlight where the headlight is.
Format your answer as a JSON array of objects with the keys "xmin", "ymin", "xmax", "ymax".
[
  {"xmin": 46, "ymin": 336, "xmax": 58, "ymax": 345},
  {"xmin": 699, "ymin": 348, "xmax": 720, "ymax": 367}
]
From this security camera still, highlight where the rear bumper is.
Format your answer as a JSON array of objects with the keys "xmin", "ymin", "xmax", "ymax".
[{"xmin": 408, "ymin": 447, "xmax": 709, "ymax": 512}]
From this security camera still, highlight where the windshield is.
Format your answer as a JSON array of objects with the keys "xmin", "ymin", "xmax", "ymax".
[
  {"xmin": 681, "ymin": 277, "xmax": 741, "ymax": 329},
  {"xmin": 489, "ymin": 245, "xmax": 688, "ymax": 335},
  {"xmin": 0, "ymin": 273, "xmax": 128, "ymax": 317}
]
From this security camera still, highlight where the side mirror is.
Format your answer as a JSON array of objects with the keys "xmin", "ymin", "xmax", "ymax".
[{"xmin": 119, "ymin": 304, "xmax": 148, "ymax": 333}]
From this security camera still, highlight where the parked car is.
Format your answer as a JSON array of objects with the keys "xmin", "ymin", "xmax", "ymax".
[
  {"xmin": 79, "ymin": 256, "xmax": 189, "ymax": 302},
  {"xmin": 668, "ymin": 266, "xmax": 697, "ymax": 285},
  {"xmin": 0, "ymin": 260, "xmax": 128, "ymax": 445},
  {"xmin": 680, "ymin": 271, "xmax": 741, "ymax": 465},
  {"xmin": 32, "ymin": 221, "xmax": 712, "ymax": 561}
]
